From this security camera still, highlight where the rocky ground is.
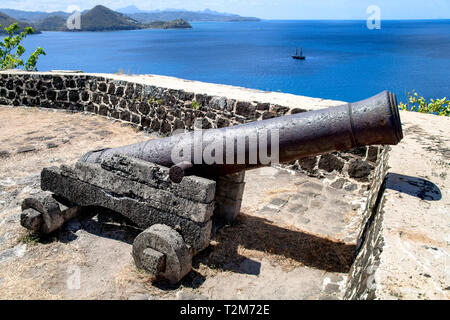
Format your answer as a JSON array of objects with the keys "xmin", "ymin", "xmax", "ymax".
[{"xmin": 0, "ymin": 106, "xmax": 359, "ymax": 300}]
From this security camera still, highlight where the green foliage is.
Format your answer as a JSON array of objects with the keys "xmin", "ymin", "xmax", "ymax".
[
  {"xmin": 147, "ymin": 96, "xmax": 162, "ymax": 105},
  {"xmin": 192, "ymin": 100, "xmax": 200, "ymax": 110},
  {"xmin": 0, "ymin": 23, "xmax": 46, "ymax": 71},
  {"xmin": 18, "ymin": 231, "xmax": 41, "ymax": 245},
  {"xmin": 399, "ymin": 90, "xmax": 449, "ymax": 116}
]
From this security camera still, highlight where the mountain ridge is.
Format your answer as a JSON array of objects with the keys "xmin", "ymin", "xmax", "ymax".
[
  {"xmin": 117, "ymin": 6, "xmax": 261, "ymax": 23},
  {"xmin": 0, "ymin": 8, "xmax": 70, "ymax": 22},
  {"xmin": 0, "ymin": 6, "xmax": 260, "ymax": 24},
  {"xmin": 77, "ymin": 5, "xmax": 142, "ymax": 31},
  {"xmin": 0, "ymin": 11, "xmax": 41, "ymax": 34},
  {"xmin": 124, "ymin": 11, "xmax": 260, "ymax": 23},
  {"xmin": 0, "ymin": 5, "xmax": 193, "ymax": 32}
]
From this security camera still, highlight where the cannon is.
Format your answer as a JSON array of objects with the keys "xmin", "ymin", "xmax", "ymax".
[
  {"xmin": 20, "ymin": 91, "xmax": 403, "ymax": 283},
  {"xmin": 82, "ymin": 91, "xmax": 403, "ymax": 182}
]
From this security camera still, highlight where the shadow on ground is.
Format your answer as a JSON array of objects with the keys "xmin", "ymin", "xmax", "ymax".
[
  {"xmin": 386, "ymin": 173, "xmax": 442, "ymax": 201},
  {"xmin": 40, "ymin": 208, "xmax": 355, "ymax": 291},
  {"xmin": 194, "ymin": 213, "xmax": 355, "ymax": 275}
]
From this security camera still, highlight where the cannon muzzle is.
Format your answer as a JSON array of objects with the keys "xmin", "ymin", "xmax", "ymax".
[{"xmin": 82, "ymin": 91, "xmax": 403, "ymax": 182}]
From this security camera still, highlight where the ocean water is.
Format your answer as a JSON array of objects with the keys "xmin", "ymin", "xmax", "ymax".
[{"xmin": 21, "ymin": 20, "xmax": 450, "ymax": 103}]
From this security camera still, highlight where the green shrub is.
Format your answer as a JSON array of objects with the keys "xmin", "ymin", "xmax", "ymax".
[
  {"xmin": 192, "ymin": 100, "xmax": 200, "ymax": 110},
  {"xmin": 0, "ymin": 23, "xmax": 46, "ymax": 71},
  {"xmin": 18, "ymin": 231, "xmax": 41, "ymax": 245},
  {"xmin": 147, "ymin": 96, "xmax": 162, "ymax": 105},
  {"xmin": 399, "ymin": 90, "xmax": 449, "ymax": 116}
]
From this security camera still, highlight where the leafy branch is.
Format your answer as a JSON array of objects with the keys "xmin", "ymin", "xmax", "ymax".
[
  {"xmin": 0, "ymin": 23, "xmax": 46, "ymax": 71},
  {"xmin": 399, "ymin": 90, "xmax": 449, "ymax": 117}
]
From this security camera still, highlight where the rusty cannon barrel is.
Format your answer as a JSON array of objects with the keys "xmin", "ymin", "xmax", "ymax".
[{"xmin": 81, "ymin": 91, "xmax": 403, "ymax": 182}]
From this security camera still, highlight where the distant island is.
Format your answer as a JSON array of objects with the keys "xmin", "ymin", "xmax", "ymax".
[
  {"xmin": 0, "ymin": 5, "xmax": 193, "ymax": 33},
  {"xmin": 65, "ymin": 5, "xmax": 192, "ymax": 31},
  {"xmin": 0, "ymin": 5, "xmax": 259, "ymax": 34},
  {"xmin": 116, "ymin": 6, "xmax": 261, "ymax": 23}
]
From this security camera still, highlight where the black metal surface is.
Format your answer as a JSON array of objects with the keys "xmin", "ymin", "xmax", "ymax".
[
  {"xmin": 81, "ymin": 91, "xmax": 403, "ymax": 180},
  {"xmin": 169, "ymin": 161, "xmax": 194, "ymax": 183}
]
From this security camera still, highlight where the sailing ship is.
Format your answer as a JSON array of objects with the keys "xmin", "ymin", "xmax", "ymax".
[{"xmin": 292, "ymin": 48, "xmax": 306, "ymax": 60}]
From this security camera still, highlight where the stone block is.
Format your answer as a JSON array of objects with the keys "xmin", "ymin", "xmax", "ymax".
[
  {"xmin": 216, "ymin": 171, "xmax": 245, "ymax": 183},
  {"xmin": 235, "ymin": 101, "xmax": 256, "ymax": 118},
  {"xmin": 21, "ymin": 193, "xmax": 81, "ymax": 234},
  {"xmin": 318, "ymin": 154, "xmax": 345, "ymax": 173},
  {"xmin": 348, "ymin": 159, "xmax": 374, "ymax": 182},
  {"xmin": 100, "ymin": 155, "xmax": 216, "ymax": 204},
  {"xmin": 212, "ymin": 172, "xmax": 245, "ymax": 222},
  {"xmin": 215, "ymin": 181, "xmax": 245, "ymax": 201},
  {"xmin": 20, "ymin": 208, "xmax": 43, "ymax": 232},
  {"xmin": 61, "ymin": 161, "xmax": 214, "ymax": 223},
  {"xmin": 214, "ymin": 196, "xmax": 243, "ymax": 223},
  {"xmin": 367, "ymin": 146, "xmax": 379, "ymax": 163},
  {"xmin": 297, "ymin": 156, "xmax": 318, "ymax": 172},
  {"xmin": 41, "ymin": 166, "xmax": 212, "ymax": 252},
  {"xmin": 209, "ymin": 96, "xmax": 227, "ymax": 110}
]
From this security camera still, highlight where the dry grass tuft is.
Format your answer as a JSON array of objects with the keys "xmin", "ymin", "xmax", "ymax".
[{"xmin": 115, "ymin": 264, "xmax": 155, "ymax": 291}]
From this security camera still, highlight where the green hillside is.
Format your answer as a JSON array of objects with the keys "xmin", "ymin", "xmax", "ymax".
[
  {"xmin": 37, "ymin": 16, "xmax": 67, "ymax": 31},
  {"xmin": 32, "ymin": 5, "xmax": 192, "ymax": 31},
  {"xmin": 79, "ymin": 5, "xmax": 142, "ymax": 31},
  {"xmin": 147, "ymin": 19, "xmax": 193, "ymax": 29},
  {"xmin": 0, "ymin": 8, "xmax": 70, "ymax": 22},
  {"xmin": 0, "ymin": 12, "xmax": 39, "ymax": 34}
]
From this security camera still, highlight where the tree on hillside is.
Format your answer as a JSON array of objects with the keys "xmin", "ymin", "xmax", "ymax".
[{"xmin": 0, "ymin": 23, "xmax": 45, "ymax": 71}]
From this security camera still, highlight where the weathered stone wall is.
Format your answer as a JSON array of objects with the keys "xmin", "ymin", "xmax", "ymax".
[
  {"xmin": 343, "ymin": 146, "xmax": 391, "ymax": 299},
  {"xmin": 0, "ymin": 71, "xmax": 381, "ymax": 184}
]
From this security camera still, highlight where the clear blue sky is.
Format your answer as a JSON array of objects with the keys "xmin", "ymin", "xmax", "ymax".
[{"xmin": 1, "ymin": 0, "xmax": 449, "ymax": 20}]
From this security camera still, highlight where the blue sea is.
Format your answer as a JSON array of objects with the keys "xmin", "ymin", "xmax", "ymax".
[{"xmin": 22, "ymin": 20, "xmax": 450, "ymax": 103}]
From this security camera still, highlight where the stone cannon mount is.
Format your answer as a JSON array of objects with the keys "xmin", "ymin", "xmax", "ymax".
[{"xmin": 21, "ymin": 154, "xmax": 245, "ymax": 283}]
